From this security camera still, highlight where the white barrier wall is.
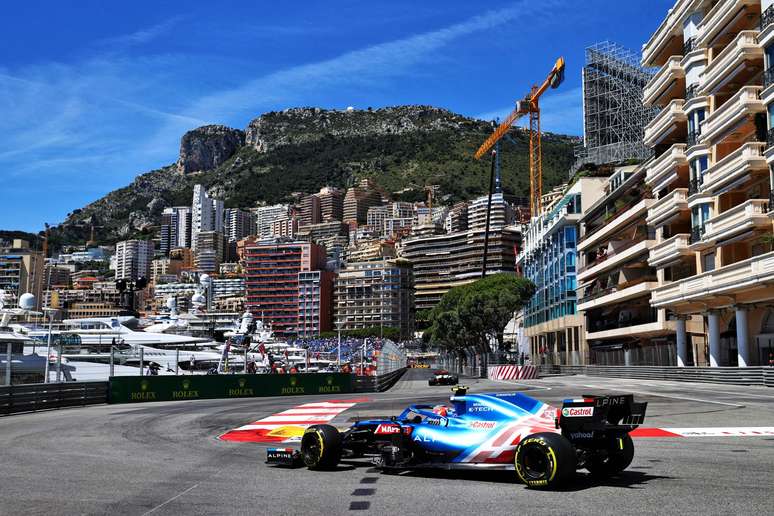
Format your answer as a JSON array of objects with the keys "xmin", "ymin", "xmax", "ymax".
[{"xmin": 488, "ymin": 365, "xmax": 539, "ymax": 380}]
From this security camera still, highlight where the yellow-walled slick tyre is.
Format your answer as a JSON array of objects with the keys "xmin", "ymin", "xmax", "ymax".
[
  {"xmin": 586, "ymin": 434, "xmax": 634, "ymax": 478},
  {"xmin": 300, "ymin": 424, "xmax": 342, "ymax": 470},
  {"xmin": 514, "ymin": 432, "xmax": 577, "ymax": 489}
]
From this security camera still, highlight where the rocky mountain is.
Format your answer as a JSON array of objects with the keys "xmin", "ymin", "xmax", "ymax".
[{"xmin": 54, "ymin": 105, "xmax": 580, "ymax": 247}]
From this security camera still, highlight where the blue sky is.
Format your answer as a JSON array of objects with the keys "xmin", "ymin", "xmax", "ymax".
[{"xmin": 0, "ymin": 0, "xmax": 673, "ymax": 232}]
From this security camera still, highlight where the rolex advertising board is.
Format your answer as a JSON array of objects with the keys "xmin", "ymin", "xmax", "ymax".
[{"xmin": 109, "ymin": 373, "xmax": 354, "ymax": 403}]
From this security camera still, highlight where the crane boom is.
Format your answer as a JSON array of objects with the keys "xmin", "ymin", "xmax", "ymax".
[{"xmin": 473, "ymin": 56, "xmax": 565, "ymax": 216}]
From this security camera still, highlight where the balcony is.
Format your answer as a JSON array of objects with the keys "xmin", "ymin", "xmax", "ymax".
[
  {"xmin": 577, "ymin": 240, "xmax": 655, "ymax": 283},
  {"xmin": 648, "ymin": 234, "xmax": 693, "ymax": 268},
  {"xmin": 641, "ymin": 0, "xmax": 695, "ymax": 67},
  {"xmin": 578, "ymin": 199, "xmax": 654, "ymax": 252},
  {"xmin": 700, "ymin": 142, "xmax": 767, "ymax": 194},
  {"xmin": 700, "ymin": 86, "xmax": 764, "ymax": 145},
  {"xmin": 646, "ymin": 188, "xmax": 689, "ymax": 227},
  {"xmin": 651, "ymin": 250, "xmax": 774, "ymax": 308},
  {"xmin": 644, "ymin": 99, "xmax": 687, "ymax": 147},
  {"xmin": 700, "ymin": 31, "xmax": 762, "ymax": 96},
  {"xmin": 643, "ymin": 56, "xmax": 685, "ymax": 107},
  {"xmin": 645, "ymin": 143, "xmax": 687, "ymax": 191},
  {"xmin": 694, "ymin": 199, "xmax": 770, "ymax": 249},
  {"xmin": 578, "ymin": 281, "xmax": 660, "ymax": 312},
  {"xmin": 697, "ymin": 0, "xmax": 761, "ymax": 50},
  {"xmin": 586, "ymin": 319, "xmax": 675, "ymax": 341}
]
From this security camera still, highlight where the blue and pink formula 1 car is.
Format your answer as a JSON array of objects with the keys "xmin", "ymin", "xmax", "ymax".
[{"xmin": 267, "ymin": 387, "xmax": 648, "ymax": 488}]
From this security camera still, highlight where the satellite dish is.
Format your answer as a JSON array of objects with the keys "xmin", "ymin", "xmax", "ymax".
[
  {"xmin": 191, "ymin": 293, "xmax": 206, "ymax": 305},
  {"xmin": 165, "ymin": 297, "xmax": 177, "ymax": 310},
  {"xmin": 18, "ymin": 293, "xmax": 35, "ymax": 311},
  {"xmin": 199, "ymin": 274, "xmax": 212, "ymax": 287}
]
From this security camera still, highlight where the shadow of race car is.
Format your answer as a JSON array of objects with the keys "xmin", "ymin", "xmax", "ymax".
[
  {"xmin": 266, "ymin": 387, "xmax": 647, "ymax": 489},
  {"xmin": 428, "ymin": 370, "xmax": 459, "ymax": 386}
]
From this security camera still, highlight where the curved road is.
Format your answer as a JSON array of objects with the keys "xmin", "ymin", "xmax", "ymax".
[{"xmin": 0, "ymin": 369, "xmax": 772, "ymax": 515}]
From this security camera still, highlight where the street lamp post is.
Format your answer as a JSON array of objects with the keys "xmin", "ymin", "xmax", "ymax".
[{"xmin": 42, "ymin": 307, "xmax": 57, "ymax": 383}]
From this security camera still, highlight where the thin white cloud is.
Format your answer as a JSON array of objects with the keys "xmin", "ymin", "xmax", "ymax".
[
  {"xmin": 144, "ymin": 0, "xmax": 565, "ymax": 155},
  {"xmin": 98, "ymin": 16, "xmax": 184, "ymax": 48}
]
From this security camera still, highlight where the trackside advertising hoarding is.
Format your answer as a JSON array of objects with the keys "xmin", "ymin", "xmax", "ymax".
[{"xmin": 109, "ymin": 373, "xmax": 354, "ymax": 403}]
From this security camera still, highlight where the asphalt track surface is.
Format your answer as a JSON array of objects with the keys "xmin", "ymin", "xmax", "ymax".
[{"xmin": 1, "ymin": 369, "xmax": 773, "ymax": 515}]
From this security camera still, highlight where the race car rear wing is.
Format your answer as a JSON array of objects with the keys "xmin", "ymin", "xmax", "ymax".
[{"xmin": 558, "ymin": 394, "xmax": 647, "ymax": 433}]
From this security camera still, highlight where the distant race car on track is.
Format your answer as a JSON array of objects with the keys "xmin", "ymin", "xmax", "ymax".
[
  {"xmin": 428, "ymin": 370, "xmax": 459, "ymax": 386},
  {"xmin": 267, "ymin": 387, "xmax": 648, "ymax": 488}
]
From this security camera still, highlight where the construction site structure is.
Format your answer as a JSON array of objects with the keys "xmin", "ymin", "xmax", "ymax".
[
  {"xmin": 475, "ymin": 56, "xmax": 565, "ymax": 216},
  {"xmin": 573, "ymin": 41, "xmax": 659, "ymax": 171}
]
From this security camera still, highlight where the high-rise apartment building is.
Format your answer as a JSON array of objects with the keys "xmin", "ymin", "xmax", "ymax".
[
  {"xmin": 575, "ymin": 166, "xmax": 676, "ymax": 366},
  {"xmin": 399, "ymin": 227, "xmax": 521, "ymax": 311},
  {"xmin": 642, "ymin": 0, "xmax": 774, "ymax": 367},
  {"xmin": 334, "ymin": 259, "xmax": 415, "ymax": 339},
  {"xmin": 243, "ymin": 241, "xmax": 331, "ymax": 337},
  {"xmin": 296, "ymin": 221, "xmax": 350, "ymax": 260},
  {"xmin": 445, "ymin": 202, "xmax": 469, "ymax": 233},
  {"xmin": 253, "ymin": 204, "xmax": 291, "ymax": 238},
  {"xmin": 366, "ymin": 206, "xmax": 390, "ymax": 235},
  {"xmin": 468, "ymin": 193, "xmax": 515, "ymax": 231},
  {"xmin": 520, "ymin": 177, "xmax": 606, "ymax": 366},
  {"xmin": 224, "ymin": 208, "xmax": 256, "ymax": 243},
  {"xmin": 160, "ymin": 206, "xmax": 192, "ymax": 255},
  {"xmin": 300, "ymin": 194, "xmax": 322, "ymax": 226},
  {"xmin": 0, "ymin": 239, "xmax": 44, "ymax": 309},
  {"xmin": 192, "ymin": 185, "xmax": 224, "ymax": 251},
  {"xmin": 343, "ymin": 179, "xmax": 384, "ymax": 225},
  {"xmin": 298, "ymin": 270, "xmax": 334, "ymax": 337},
  {"xmin": 271, "ymin": 216, "xmax": 299, "ymax": 238},
  {"xmin": 115, "ymin": 240, "xmax": 154, "ymax": 281},
  {"xmin": 318, "ymin": 187, "xmax": 344, "ymax": 222},
  {"xmin": 194, "ymin": 231, "xmax": 224, "ymax": 274}
]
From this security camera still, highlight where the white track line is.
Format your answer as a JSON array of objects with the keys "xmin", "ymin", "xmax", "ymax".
[{"xmin": 142, "ymin": 483, "xmax": 199, "ymax": 515}]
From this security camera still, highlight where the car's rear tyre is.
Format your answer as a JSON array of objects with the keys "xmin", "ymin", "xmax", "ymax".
[
  {"xmin": 586, "ymin": 434, "xmax": 634, "ymax": 477},
  {"xmin": 300, "ymin": 424, "xmax": 342, "ymax": 470},
  {"xmin": 515, "ymin": 432, "xmax": 576, "ymax": 489}
]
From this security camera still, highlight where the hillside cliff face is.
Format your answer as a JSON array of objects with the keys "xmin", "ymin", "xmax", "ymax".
[
  {"xmin": 176, "ymin": 125, "xmax": 245, "ymax": 174},
  {"xmin": 56, "ymin": 105, "xmax": 579, "ymax": 247}
]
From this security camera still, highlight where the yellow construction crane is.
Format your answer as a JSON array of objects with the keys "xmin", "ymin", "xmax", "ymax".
[{"xmin": 474, "ymin": 56, "xmax": 565, "ymax": 216}]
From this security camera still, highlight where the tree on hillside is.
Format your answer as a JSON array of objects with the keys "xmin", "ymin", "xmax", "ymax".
[{"xmin": 426, "ymin": 274, "xmax": 535, "ymax": 376}]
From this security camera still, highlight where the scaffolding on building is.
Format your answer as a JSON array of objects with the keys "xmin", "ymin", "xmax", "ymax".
[{"xmin": 572, "ymin": 41, "xmax": 660, "ymax": 173}]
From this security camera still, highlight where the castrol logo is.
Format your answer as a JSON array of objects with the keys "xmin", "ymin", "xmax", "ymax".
[{"xmin": 561, "ymin": 406, "xmax": 594, "ymax": 417}]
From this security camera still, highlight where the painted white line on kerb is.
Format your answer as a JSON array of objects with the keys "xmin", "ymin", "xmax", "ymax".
[{"xmin": 580, "ymin": 383, "xmax": 744, "ymax": 408}]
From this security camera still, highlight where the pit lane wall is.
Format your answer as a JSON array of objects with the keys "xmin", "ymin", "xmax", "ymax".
[{"xmin": 109, "ymin": 373, "xmax": 353, "ymax": 403}]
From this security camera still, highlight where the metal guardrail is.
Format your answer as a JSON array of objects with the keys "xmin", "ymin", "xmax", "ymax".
[
  {"xmin": 0, "ymin": 381, "xmax": 109, "ymax": 416},
  {"xmin": 354, "ymin": 368, "xmax": 407, "ymax": 392},
  {"xmin": 538, "ymin": 365, "xmax": 774, "ymax": 387}
]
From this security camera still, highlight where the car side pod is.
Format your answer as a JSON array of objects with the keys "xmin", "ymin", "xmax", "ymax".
[{"xmin": 266, "ymin": 448, "xmax": 303, "ymax": 467}]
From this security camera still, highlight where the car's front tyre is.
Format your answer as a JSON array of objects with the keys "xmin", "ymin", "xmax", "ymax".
[
  {"xmin": 514, "ymin": 432, "xmax": 576, "ymax": 489},
  {"xmin": 300, "ymin": 424, "xmax": 342, "ymax": 470}
]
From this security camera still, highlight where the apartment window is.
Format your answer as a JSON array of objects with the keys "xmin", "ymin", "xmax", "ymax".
[
  {"xmin": 702, "ymin": 252, "xmax": 715, "ymax": 273},
  {"xmin": 564, "ymin": 226, "xmax": 576, "ymax": 247},
  {"xmin": 687, "ymin": 108, "xmax": 705, "ymax": 139}
]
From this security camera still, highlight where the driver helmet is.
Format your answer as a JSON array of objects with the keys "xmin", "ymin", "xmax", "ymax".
[{"xmin": 432, "ymin": 405, "xmax": 449, "ymax": 417}]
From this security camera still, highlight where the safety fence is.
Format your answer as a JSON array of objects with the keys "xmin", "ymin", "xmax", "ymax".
[
  {"xmin": 488, "ymin": 364, "xmax": 539, "ymax": 380},
  {"xmin": 539, "ymin": 365, "xmax": 774, "ymax": 387},
  {"xmin": 354, "ymin": 368, "xmax": 407, "ymax": 393},
  {"xmin": 0, "ymin": 381, "xmax": 109, "ymax": 416}
]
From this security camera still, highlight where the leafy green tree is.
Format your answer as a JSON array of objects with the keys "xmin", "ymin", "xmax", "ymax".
[{"xmin": 427, "ymin": 274, "xmax": 535, "ymax": 374}]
